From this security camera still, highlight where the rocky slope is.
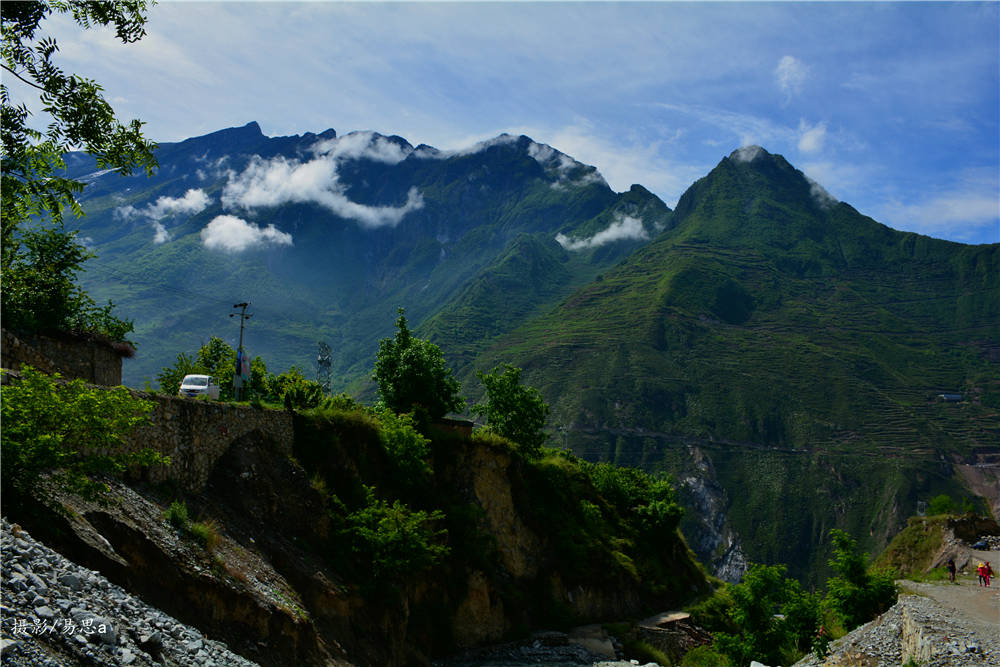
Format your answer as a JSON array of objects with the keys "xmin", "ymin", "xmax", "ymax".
[
  {"xmin": 792, "ymin": 583, "xmax": 1000, "ymax": 667},
  {"xmin": 1, "ymin": 399, "xmax": 710, "ymax": 667},
  {"xmin": 1, "ymin": 517, "xmax": 260, "ymax": 667}
]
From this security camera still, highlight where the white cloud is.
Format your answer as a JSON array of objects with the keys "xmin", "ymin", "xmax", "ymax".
[
  {"xmin": 775, "ymin": 55, "xmax": 808, "ymax": 101},
  {"xmin": 200, "ymin": 215, "xmax": 293, "ymax": 252},
  {"xmin": 797, "ymin": 120, "xmax": 827, "ymax": 154},
  {"xmin": 221, "ymin": 153, "xmax": 424, "ymax": 229},
  {"xmin": 878, "ymin": 174, "xmax": 1000, "ymax": 243},
  {"xmin": 112, "ymin": 188, "xmax": 210, "ymax": 243},
  {"xmin": 311, "ymin": 131, "xmax": 413, "ymax": 164},
  {"xmin": 146, "ymin": 188, "xmax": 211, "ymax": 219},
  {"xmin": 555, "ymin": 214, "xmax": 649, "ymax": 251},
  {"xmin": 731, "ymin": 145, "xmax": 765, "ymax": 163},
  {"xmin": 152, "ymin": 221, "xmax": 171, "ymax": 244},
  {"xmin": 806, "ymin": 177, "xmax": 838, "ymax": 209},
  {"xmin": 527, "ymin": 139, "xmax": 607, "ymax": 190},
  {"xmin": 525, "ymin": 121, "xmax": 705, "ymax": 206}
]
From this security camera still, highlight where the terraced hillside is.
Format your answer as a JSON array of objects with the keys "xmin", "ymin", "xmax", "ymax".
[{"xmin": 465, "ymin": 147, "xmax": 999, "ymax": 581}]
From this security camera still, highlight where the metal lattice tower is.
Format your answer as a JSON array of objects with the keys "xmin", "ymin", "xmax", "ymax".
[{"xmin": 316, "ymin": 342, "xmax": 332, "ymax": 394}]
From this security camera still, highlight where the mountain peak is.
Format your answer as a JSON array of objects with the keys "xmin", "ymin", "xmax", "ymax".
[{"xmin": 728, "ymin": 145, "xmax": 768, "ymax": 163}]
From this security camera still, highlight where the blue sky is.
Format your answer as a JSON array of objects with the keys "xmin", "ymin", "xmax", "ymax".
[{"xmin": 19, "ymin": 1, "xmax": 1000, "ymax": 244}]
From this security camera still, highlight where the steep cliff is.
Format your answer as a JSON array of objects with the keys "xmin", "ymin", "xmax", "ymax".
[{"xmin": 8, "ymin": 397, "xmax": 710, "ymax": 667}]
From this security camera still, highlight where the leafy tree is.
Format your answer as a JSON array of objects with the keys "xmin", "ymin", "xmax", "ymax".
[
  {"xmin": 156, "ymin": 352, "xmax": 204, "ymax": 396},
  {"xmin": 1, "ymin": 366, "xmax": 167, "ymax": 501},
  {"xmin": 2, "ymin": 1, "xmax": 156, "ymax": 340},
  {"xmin": 472, "ymin": 363, "xmax": 550, "ymax": 456},
  {"xmin": 195, "ymin": 336, "xmax": 237, "ymax": 399},
  {"xmin": 927, "ymin": 493, "xmax": 974, "ymax": 516},
  {"xmin": 713, "ymin": 563, "xmax": 817, "ymax": 667},
  {"xmin": 155, "ymin": 337, "xmax": 235, "ymax": 398},
  {"xmin": 587, "ymin": 462, "xmax": 683, "ymax": 543},
  {"xmin": 342, "ymin": 485, "xmax": 449, "ymax": 585},
  {"xmin": 372, "ymin": 308, "xmax": 464, "ymax": 419},
  {"xmin": 824, "ymin": 529, "xmax": 897, "ymax": 630}
]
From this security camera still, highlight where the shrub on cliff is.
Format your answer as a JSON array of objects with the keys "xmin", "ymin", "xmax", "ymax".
[
  {"xmin": 1, "ymin": 366, "xmax": 167, "ymax": 502},
  {"xmin": 587, "ymin": 462, "xmax": 683, "ymax": 544},
  {"xmin": 342, "ymin": 486, "xmax": 449, "ymax": 588}
]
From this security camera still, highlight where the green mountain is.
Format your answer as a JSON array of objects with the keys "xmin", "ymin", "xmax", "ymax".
[
  {"xmin": 64, "ymin": 123, "xmax": 667, "ymax": 387},
  {"xmin": 65, "ymin": 126, "xmax": 998, "ymax": 584},
  {"xmin": 464, "ymin": 146, "xmax": 999, "ymax": 582}
]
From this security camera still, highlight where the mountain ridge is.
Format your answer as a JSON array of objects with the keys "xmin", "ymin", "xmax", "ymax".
[{"xmin": 59, "ymin": 122, "xmax": 999, "ymax": 583}]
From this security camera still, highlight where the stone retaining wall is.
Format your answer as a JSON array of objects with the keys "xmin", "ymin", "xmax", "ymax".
[
  {"xmin": 125, "ymin": 392, "xmax": 294, "ymax": 492},
  {"xmin": 1, "ymin": 328, "xmax": 124, "ymax": 386}
]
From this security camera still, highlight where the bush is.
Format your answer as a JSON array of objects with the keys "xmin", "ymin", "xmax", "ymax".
[
  {"xmin": 342, "ymin": 486, "xmax": 449, "ymax": 586},
  {"xmin": 164, "ymin": 500, "xmax": 189, "ymax": 529},
  {"xmin": 587, "ymin": 462, "xmax": 683, "ymax": 543},
  {"xmin": 680, "ymin": 644, "xmax": 730, "ymax": 667},
  {"xmin": 824, "ymin": 529, "xmax": 897, "ymax": 630},
  {"xmin": 376, "ymin": 409, "xmax": 433, "ymax": 494},
  {"xmin": 1, "ymin": 366, "xmax": 166, "ymax": 501},
  {"xmin": 188, "ymin": 519, "xmax": 221, "ymax": 551},
  {"xmin": 712, "ymin": 563, "xmax": 818, "ymax": 667}
]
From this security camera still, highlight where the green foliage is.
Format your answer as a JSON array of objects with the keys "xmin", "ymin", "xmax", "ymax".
[
  {"xmin": 1, "ymin": 0, "xmax": 155, "ymax": 340},
  {"xmin": 162, "ymin": 500, "xmax": 219, "ymax": 550},
  {"xmin": 472, "ymin": 363, "xmax": 550, "ymax": 457},
  {"xmin": 188, "ymin": 518, "xmax": 220, "ymax": 550},
  {"xmin": 373, "ymin": 308, "xmax": 464, "ymax": 419},
  {"xmin": 687, "ymin": 586, "xmax": 737, "ymax": 635},
  {"xmin": 1, "ymin": 225, "xmax": 135, "ymax": 340},
  {"xmin": 586, "ymin": 462, "xmax": 683, "ymax": 544},
  {"xmin": 873, "ymin": 515, "xmax": 949, "ymax": 578},
  {"xmin": 712, "ymin": 563, "xmax": 819, "ymax": 667},
  {"xmin": 1, "ymin": 366, "xmax": 166, "ymax": 500},
  {"xmin": 375, "ymin": 409, "xmax": 433, "ymax": 494},
  {"xmin": 342, "ymin": 486, "xmax": 449, "ymax": 585},
  {"xmin": 156, "ymin": 351, "xmax": 203, "ymax": 396},
  {"xmin": 824, "ymin": 529, "xmax": 898, "ymax": 631},
  {"xmin": 680, "ymin": 644, "xmax": 730, "ymax": 667},
  {"xmin": 927, "ymin": 493, "xmax": 974, "ymax": 516},
  {"xmin": 195, "ymin": 336, "xmax": 237, "ymax": 399},
  {"xmin": 283, "ymin": 382, "xmax": 323, "ymax": 411},
  {"xmin": 164, "ymin": 500, "xmax": 189, "ymax": 529},
  {"xmin": 157, "ymin": 339, "xmax": 324, "ymax": 404}
]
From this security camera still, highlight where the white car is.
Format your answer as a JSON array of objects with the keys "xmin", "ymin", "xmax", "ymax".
[{"xmin": 178, "ymin": 374, "xmax": 220, "ymax": 400}]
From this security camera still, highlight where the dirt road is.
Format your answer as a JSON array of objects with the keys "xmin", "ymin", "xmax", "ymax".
[{"xmin": 900, "ymin": 556, "xmax": 1000, "ymax": 633}]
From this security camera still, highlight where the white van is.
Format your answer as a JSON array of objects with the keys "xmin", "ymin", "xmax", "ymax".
[{"xmin": 178, "ymin": 374, "xmax": 220, "ymax": 400}]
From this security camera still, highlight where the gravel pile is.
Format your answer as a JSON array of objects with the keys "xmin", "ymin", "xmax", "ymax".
[
  {"xmin": 0, "ymin": 518, "xmax": 260, "ymax": 667},
  {"xmin": 793, "ymin": 592, "xmax": 999, "ymax": 667}
]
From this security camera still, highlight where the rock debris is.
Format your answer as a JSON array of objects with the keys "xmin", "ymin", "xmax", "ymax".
[{"xmin": 1, "ymin": 518, "xmax": 260, "ymax": 667}]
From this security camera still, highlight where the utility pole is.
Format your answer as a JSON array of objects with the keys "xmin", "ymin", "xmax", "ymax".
[
  {"xmin": 317, "ymin": 341, "xmax": 332, "ymax": 395},
  {"xmin": 230, "ymin": 302, "xmax": 252, "ymax": 400}
]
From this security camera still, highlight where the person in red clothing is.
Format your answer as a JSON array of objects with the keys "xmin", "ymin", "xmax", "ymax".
[
  {"xmin": 977, "ymin": 562, "xmax": 986, "ymax": 586},
  {"xmin": 986, "ymin": 561, "xmax": 994, "ymax": 587}
]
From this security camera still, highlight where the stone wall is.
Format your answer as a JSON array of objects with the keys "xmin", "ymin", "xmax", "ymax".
[
  {"xmin": 1, "ymin": 328, "xmax": 124, "ymax": 386},
  {"xmin": 125, "ymin": 392, "xmax": 294, "ymax": 492}
]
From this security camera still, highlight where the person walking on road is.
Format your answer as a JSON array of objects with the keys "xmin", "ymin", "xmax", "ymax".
[
  {"xmin": 985, "ymin": 561, "xmax": 994, "ymax": 588},
  {"xmin": 947, "ymin": 558, "xmax": 956, "ymax": 583},
  {"xmin": 977, "ymin": 562, "xmax": 985, "ymax": 586}
]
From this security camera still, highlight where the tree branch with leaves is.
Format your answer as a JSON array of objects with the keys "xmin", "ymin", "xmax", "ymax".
[{"xmin": 1, "ymin": 1, "xmax": 157, "ymax": 339}]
